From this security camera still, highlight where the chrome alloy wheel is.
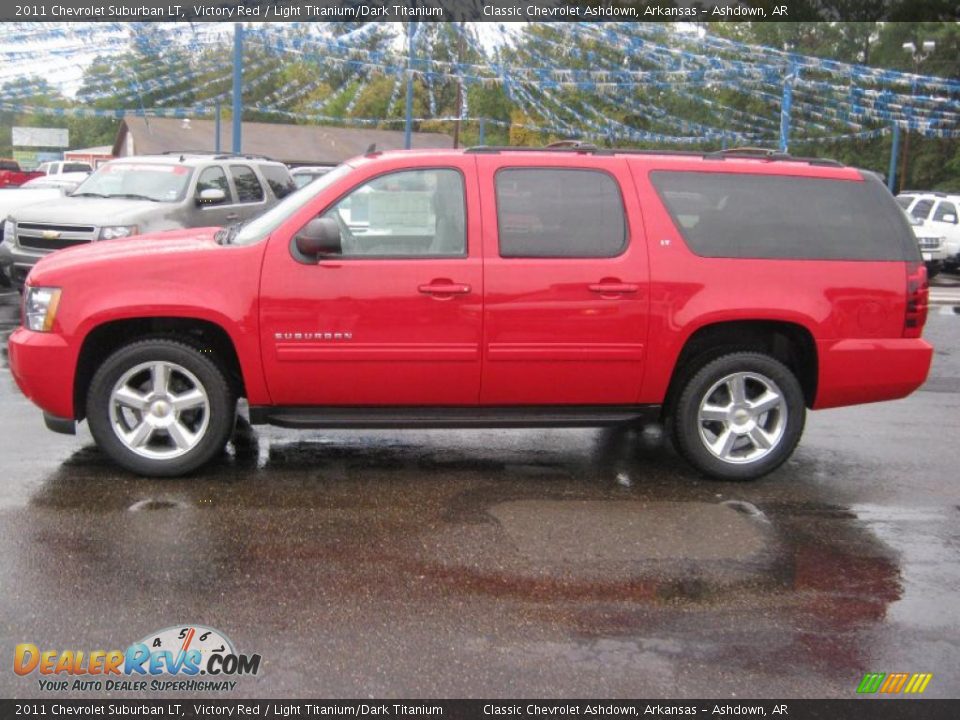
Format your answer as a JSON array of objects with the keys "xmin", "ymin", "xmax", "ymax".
[
  {"xmin": 696, "ymin": 371, "xmax": 787, "ymax": 465},
  {"xmin": 108, "ymin": 361, "xmax": 210, "ymax": 460}
]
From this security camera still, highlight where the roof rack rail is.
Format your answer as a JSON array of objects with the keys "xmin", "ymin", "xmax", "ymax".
[
  {"xmin": 159, "ymin": 150, "xmax": 277, "ymax": 162},
  {"xmin": 465, "ymin": 144, "xmax": 601, "ymax": 155},
  {"xmin": 899, "ymin": 189, "xmax": 946, "ymax": 197},
  {"xmin": 463, "ymin": 144, "xmax": 844, "ymax": 167},
  {"xmin": 545, "ymin": 140, "xmax": 598, "ymax": 150},
  {"xmin": 703, "ymin": 147, "xmax": 844, "ymax": 167}
]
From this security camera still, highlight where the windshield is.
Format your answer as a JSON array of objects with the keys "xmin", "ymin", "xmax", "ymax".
[
  {"xmin": 72, "ymin": 162, "xmax": 193, "ymax": 202},
  {"xmin": 230, "ymin": 163, "xmax": 352, "ymax": 246}
]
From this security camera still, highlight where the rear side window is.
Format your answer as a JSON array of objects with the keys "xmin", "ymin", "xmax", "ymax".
[
  {"xmin": 495, "ymin": 168, "xmax": 626, "ymax": 258},
  {"xmin": 650, "ymin": 171, "xmax": 915, "ymax": 261},
  {"xmin": 909, "ymin": 199, "xmax": 934, "ymax": 221},
  {"xmin": 63, "ymin": 162, "xmax": 90, "ymax": 173},
  {"xmin": 230, "ymin": 165, "xmax": 265, "ymax": 203},
  {"xmin": 260, "ymin": 164, "xmax": 297, "ymax": 199}
]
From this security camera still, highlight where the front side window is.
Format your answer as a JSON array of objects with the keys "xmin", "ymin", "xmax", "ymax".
[
  {"xmin": 910, "ymin": 199, "xmax": 935, "ymax": 221},
  {"xmin": 230, "ymin": 165, "xmax": 265, "ymax": 203},
  {"xmin": 495, "ymin": 168, "xmax": 627, "ymax": 258},
  {"xmin": 317, "ymin": 168, "xmax": 466, "ymax": 258},
  {"xmin": 933, "ymin": 201, "xmax": 959, "ymax": 224},
  {"xmin": 196, "ymin": 167, "xmax": 230, "ymax": 198}
]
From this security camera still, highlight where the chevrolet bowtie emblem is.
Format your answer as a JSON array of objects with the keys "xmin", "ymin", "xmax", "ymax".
[{"xmin": 41, "ymin": 230, "xmax": 61, "ymax": 240}]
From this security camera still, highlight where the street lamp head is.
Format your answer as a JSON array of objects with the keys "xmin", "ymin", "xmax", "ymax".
[
  {"xmin": 902, "ymin": 41, "xmax": 916, "ymax": 53},
  {"xmin": 922, "ymin": 40, "xmax": 936, "ymax": 53}
]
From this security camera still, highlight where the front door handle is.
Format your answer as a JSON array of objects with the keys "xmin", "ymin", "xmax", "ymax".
[
  {"xmin": 418, "ymin": 281, "xmax": 472, "ymax": 296},
  {"xmin": 588, "ymin": 282, "xmax": 639, "ymax": 294}
]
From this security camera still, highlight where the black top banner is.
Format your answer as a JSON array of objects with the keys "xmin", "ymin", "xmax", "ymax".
[{"xmin": 0, "ymin": 0, "xmax": 958, "ymax": 23}]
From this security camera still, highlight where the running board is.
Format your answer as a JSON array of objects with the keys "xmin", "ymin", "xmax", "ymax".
[{"xmin": 248, "ymin": 405, "xmax": 660, "ymax": 429}]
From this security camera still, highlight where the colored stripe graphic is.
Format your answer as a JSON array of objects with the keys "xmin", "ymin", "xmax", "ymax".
[
  {"xmin": 857, "ymin": 672, "xmax": 933, "ymax": 694},
  {"xmin": 880, "ymin": 673, "xmax": 909, "ymax": 693},
  {"xmin": 857, "ymin": 673, "xmax": 885, "ymax": 693},
  {"xmin": 904, "ymin": 673, "xmax": 934, "ymax": 694}
]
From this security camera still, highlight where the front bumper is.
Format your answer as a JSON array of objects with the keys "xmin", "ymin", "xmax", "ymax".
[
  {"xmin": 8, "ymin": 326, "xmax": 77, "ymax": 420},
  {"xmin": 814, "ymin": 338, "xmax": 933, "ymax": 409},
  {"xmin": 0, "ymin": 241, "xmax": 43, "ymax": 289}
]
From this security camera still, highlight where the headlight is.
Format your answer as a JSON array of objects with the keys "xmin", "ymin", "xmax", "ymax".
[
  {"xmin": 24, "ymin": 286, "xmax": 62, "ymax": 332},
  {"xmin": 99, "ymin": 225, "xmax": 138, "ymax": 240},
  {"xmin": 2, "ymin": 219, "xmax": 13, "ymax": 244}
]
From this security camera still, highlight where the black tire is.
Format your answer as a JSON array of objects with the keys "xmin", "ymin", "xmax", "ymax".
[
  {"xmin": 86, "ymin": 339, "xmax": 236, "ymax": 477},
  {"xmin": 672, "ymin": 352, "xmax": 806, "ymax": 481}
]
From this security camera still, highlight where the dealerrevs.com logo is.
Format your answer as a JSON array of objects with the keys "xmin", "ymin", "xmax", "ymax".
[{"xmin": 14, "ymin": 625, "xmax": 261, "ymax": 692}]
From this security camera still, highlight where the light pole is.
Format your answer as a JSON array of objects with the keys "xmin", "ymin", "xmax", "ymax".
[{"xmin": 898, "ymin": 39, "xmax": 935, "ymax": 192}]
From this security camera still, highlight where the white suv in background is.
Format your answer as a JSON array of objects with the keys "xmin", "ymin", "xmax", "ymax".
[{"xmin": 898, "ymin": 192, "xmax": 960, "ymax": 271}]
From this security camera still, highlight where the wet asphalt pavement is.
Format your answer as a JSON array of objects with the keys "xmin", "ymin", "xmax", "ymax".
[{"xmin": 0, "ymin": 288, "xmax": 958, "ymax": 700}]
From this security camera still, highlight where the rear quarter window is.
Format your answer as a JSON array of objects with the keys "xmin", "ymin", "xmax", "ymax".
[
  {"xmin": 650, "ymin": 171, "xmax": 916, "ymax": 261},
  {"xmin": 260, "ymin": 164, "xmax": 297, "ymax": 199}
]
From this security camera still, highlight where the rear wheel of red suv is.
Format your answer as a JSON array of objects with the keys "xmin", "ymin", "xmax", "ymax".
[
  {"xmin": 86, "ymin": 339, "xmax": 236, "ymax": 477},
  {"xmin": 672, "ymin": 352, "xmax": 805, "ymax": 481}
]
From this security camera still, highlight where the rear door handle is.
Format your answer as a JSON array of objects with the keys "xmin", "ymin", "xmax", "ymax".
[
  {"xmin": 588, "ymin": 282, "xmax": 639, "ymax": 294},
  {"xmin": 418, "ymin": 282, "xmax": 472, "ymax": 296}
]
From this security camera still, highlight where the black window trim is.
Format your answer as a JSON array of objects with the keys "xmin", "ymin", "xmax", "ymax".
[
  {"xmin": 290, "ymin": 165, "xmax": 470, "ymax": 264},
  {"xmin": 493, "ymin": 165, "xmax": 630, "ymax": 260}
]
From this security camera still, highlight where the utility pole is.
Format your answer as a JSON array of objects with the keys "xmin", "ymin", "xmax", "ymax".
[
  {"xmin": 452, "ymin": 23, "xmax": 465, "ymax": 149},
  {"xmin": 887, "ymin": 121, "xmax": 900, "ymax": 192},
  {"xmin": 404, "ymin": 21, "xmax": 417, "ymax": 150},
  {"xmin": 779, "ymin": 59, "xmax": 798, "ymax": 154},
  {"xmin": 898, "ymin": 40, "xmax": 935, "ymax": 192},
  {"xmin": 232, "ymin": 23, "xmax": 243, "ymax": 154}
]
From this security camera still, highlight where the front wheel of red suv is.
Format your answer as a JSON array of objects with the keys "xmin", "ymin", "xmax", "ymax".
[
  {"xmin": 672, "ymin": 352, "xmax": 806, "ymax": 481},
  {"xmin": 86, "ymin": 339, "xmax": 236, "ymax": 477}
]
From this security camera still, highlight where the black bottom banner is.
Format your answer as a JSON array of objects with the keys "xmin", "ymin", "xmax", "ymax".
[{"xmin": 2, "ymin": 700, "xmax": 959, "ymax": 720}]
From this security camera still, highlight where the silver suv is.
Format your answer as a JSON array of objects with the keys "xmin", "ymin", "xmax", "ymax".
[{"xmin": 0, "ymin": 152, "xmax": 295, "ymax": 288}]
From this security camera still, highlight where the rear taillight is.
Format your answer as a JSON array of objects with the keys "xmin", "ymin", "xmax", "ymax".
[{"xmin": 904, "ymin": 261, "xmax": 928, "ymax": 338}]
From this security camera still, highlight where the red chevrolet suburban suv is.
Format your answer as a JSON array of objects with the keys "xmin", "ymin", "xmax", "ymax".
[{"xmin": 8, "ymin": 146, "xmax": 933, "ymax": 480}]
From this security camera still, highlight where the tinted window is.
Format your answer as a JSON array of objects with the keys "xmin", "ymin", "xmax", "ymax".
[
  {"xmin": 651, "ymin": 171, "xmax": 915, "ymax": 261},
  {"xmin": 317, "ymin": 168, "xmax": 465, "ymax": 258},
  {"xmin": 896, "ymin": 196, "xmax": 914, "ymax": 210},
  {"xmin": 0, "ymin": 160, "xmax": 19, "ymax": 171},
  {"xmin": 495, "ymin": 169, "xmax": 626, "ymax": 258},
  {"xmin": 63, "ymin": 162, "xmax": 90, "ymax": 173},
  {"xmin": 910, "ymin": 199, "xmax": 934, "ymax": 221},
  {"xmin": 230, "ymin": 165, "xmax": 264, "ymax": 203},
  {"xmin": 933, "ymin": 201, "xmax": 958, "ymax": 224},
  {"xmin": 196, "ymin": 166, "xmax": 230, "ymax": 197},
  {"xmin": 260, "ymin": 164, "xmax": 297, "ymax": 199}
]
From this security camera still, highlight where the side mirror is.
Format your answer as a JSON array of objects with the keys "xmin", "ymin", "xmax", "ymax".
[
  {"xmin": 295, "ymin": 217, "xmax": 341, "ymax": 261},
  {"xmin": 942, "ymin": 214, "xmax": 957, "ymax": 224},
  {"xmin": 197, "ymin": 188, "xmax": 226, "ymax": 205}
]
